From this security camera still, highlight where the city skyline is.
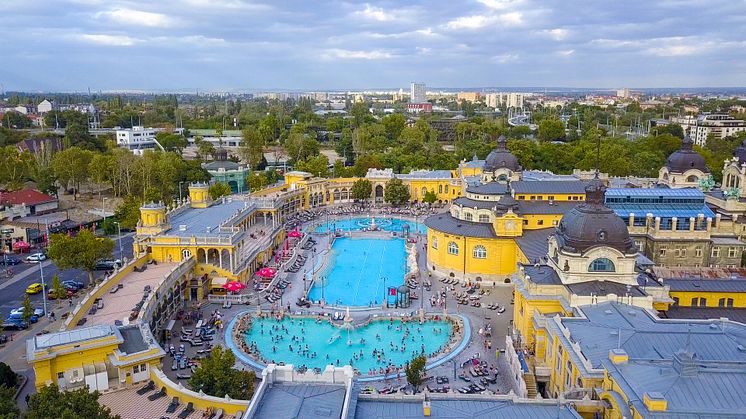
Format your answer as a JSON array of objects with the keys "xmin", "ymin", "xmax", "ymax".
[{"xmin": 0, "ymin": 0, "xmax": 745, "ymax": 91}]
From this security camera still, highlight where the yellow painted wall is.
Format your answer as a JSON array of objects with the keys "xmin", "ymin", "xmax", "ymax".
[
  {"xmin": 522, "ymin": 214, "xmax": 563, "ymax": 230},
  {"xmin": 426, "ymin": 229, "xmax": 519, "ymax": 277},
  {"xmin": 515, "ymin": 193, "xmax": 585, "ymax": 201},
  {"xmin": 151, "ymin": 369, "xmax": 249, "ymax": 416},
  {"xmin": 512, "ymin": 290, "xmax": 569, "ymax": 347},
  {"xmin": 669, "ymin": 291, "xmax": 746, "ymax": 308},
  {"xmin": 409, "ymin": 179, "xmax": 462, "ymax": 202},
  {"xmin": 31, "ymin": 338, "xmax": 121, "ymax": 389}
]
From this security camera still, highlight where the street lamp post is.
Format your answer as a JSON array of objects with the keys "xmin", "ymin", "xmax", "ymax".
[
  {"xmin": 113, "ymin": 221, "xmax": 123, "ymax": 260},
  {"xmin": 40, "ymin": 219, "xmax": 48, "ymax": 317},
  {"xmin": 101, "ymin": 197, "xmax": 109, "ymax": 222},
  {"xmin": 178, "ymin": 181, "xmax": 187, "ymax": 202}
]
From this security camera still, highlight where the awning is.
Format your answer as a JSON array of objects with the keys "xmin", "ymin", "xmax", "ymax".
[
  {"xmin": 210, "ymin": 277, "xmax": 228, "ymax": 289},
  {"xmin": 165, "ymin": 319, "xmax": 176, "ymax": 332}
]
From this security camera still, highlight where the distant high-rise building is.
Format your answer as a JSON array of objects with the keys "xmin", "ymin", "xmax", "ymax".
[
  {"xmin": 616, "ymin": 88, "xmax": 630, "ymax": 98},
  {"xmin": 410, "ymin": 82, "xmax": 426, "ymax": 104},
  {"xmin": 484, "ymin": 92, "xmax": 524, "ymax": 109},
  {"xmin": 457, "ymin": 92, "xmax": 481, "ymax": 103}
]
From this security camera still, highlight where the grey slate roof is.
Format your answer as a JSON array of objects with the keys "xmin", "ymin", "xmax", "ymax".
[
  {"xmin": 512, "ymin": 180, "xmax": 587, "ymax": 194},
  {"xmin": 665, "ymin": 279, "xmax": 746, "ymax": 293},
  {"xmin": 353, "ymin": 398, "xmax": 581, "ymax": 419},
  {"xmin": 203, "ymin": 160, "xmax": 241, "ymax": 171},
  {"xmin": 452, "ymin": 197, "xmax": 496, "ymax": 210},
  {"xmin": 166, "ymin": 200, "xmax": 249, "ymax": 237},
  {"xmin": 520, "ymin": 264, "xmax": 562, "ymax": 285},
  {"xmin": 516, "ymin": 200, "xmax": 576, "ymax": 215},
  {"xmin": 662, "ymin": 306, "xmax": 746, "ymax": 324},
  {"xmin": 566, "ymin": 281, "xmax": 645, "ymax": 297},
  {"xmin": 423, "ymin": 214, "xmax": 496, "ymax": 238},
  {"xmin": 465, "ymin": 182, "xmax": 508, "ymax": 195},
  {"xmin": 254, "ymin": 384, "xmax": 346, "ymax": 419},
  {"xmin": 118, "ymin": 326, "xmax": 149, "ymax": 354},
  {"xmin": 515, "ymin": 228, "xmax": 553, "ymax": 262}
]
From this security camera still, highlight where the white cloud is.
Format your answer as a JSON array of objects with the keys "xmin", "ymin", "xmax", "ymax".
[
  {"xmin": 445, "ymin": 15, "xmax": 493, "ymax": 30},
  {"xmin": 76, "ymin": 34, "xmax": 139, "ymax": 46},
  {"xmin": 491, "ymin": 53, "xmax": 520, "ymax": 63},
  {"xmin": 322, "ymin": 49, "xmax": 394, "ymax": 60},
  {"xmin": 539, "ymin": 28, "xmax": 569, "ymax": 41},
  {"xmin": 97, "ymin": 8, "xmax": 176, "ymax": 27},
  {"xmin": 353, "ymin": 4, "xmax": 395, "ymax": 22},
  {"xmin": 477, "ymin": 0, "xmax": 523, "ymax": 10},
  {"xmin": 445, "ymin": 11, "xmax": 522, "ymax": 30},
  {"xmin": 556, "ymin": 49, "xmax": 575, "ymax": 56}
]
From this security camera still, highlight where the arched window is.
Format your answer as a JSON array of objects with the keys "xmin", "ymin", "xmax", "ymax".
[
  {"xmin": 686, "ymin": 175, "xmax": 698, "ymax": 182},
  {"xmin": 464, "ymin": 212, "xmax": 473, "ymax": 221},
  {"xmin": 588, "ymin": 258, "xmax": 615, "ymax": 272},
  {"xmin": 445, "ymin": 185, "xmax": 449, "ymax": 193},
  {"xmin": 479, "ymin": 214, "xmax": 490, "ymax": 222},
  {"xmin": 439, "ymin": 185, "xmax": 443, "ymax": 193},
  {"xmin": 432, "ymin": 238, "xmax": 438, "ymax": 249},
  {"xmin": 447, "ymin": 242, "xmax": 459, "ymax": 255},
  {"xmin": 421, "ymin": 187, "xmax": 427, "ymax": 197},
  {"xmin": 473, "ymin": 245, "xmax": 487, "ymax": 259}
]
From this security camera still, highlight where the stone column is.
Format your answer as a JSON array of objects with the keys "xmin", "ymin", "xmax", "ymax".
[
  {"xmin": 629, "ymin": 213, "xmax": 635, "ymax": 228},
  {"xmin": 654, "ymin": 217, "xmax": 661, "ymax": 231},
  {"xmin": 671, "ymin": 217, "xmax": 678, "ymax": 231},
  {"xmin": 689, "ymin": 217, "xmax": 695, "ymax": 232}
]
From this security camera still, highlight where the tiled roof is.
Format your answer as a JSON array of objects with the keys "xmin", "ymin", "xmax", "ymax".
[
  {"xmin": 0, "ymin": 188, "xmax": 56, "ymax": 205},
  {"xmin": 515, "ymin": 229, "xmax": 553, "ymax": 262},
  {"xmin": 662, "ymin": 306, "xmax": 746, "ymax": 324},
  {"xmin": 254, "ymin": 384, "xmax": 346, "ymax": 419},
  {"xmin": 665, "ymin": 279, "xmax": 746, "ymax": 293},
  {"xmin": 566, "ymin": 281, "xmax": 645, "ymax": 297},
  {"xmin": 466, "ymin": 182, "xmax": 508, "ymax": 195},
  {"xmin": 520, "ymin": 264, "xmax": 562, "ymax": 285},
  {"xmin": 353, "ymin": 398, "xmax": 582, "ymax": 419},
  {"xmin": 452, "ymin": 197, "xmax": 496, "ymax": 210},
  {"xmin": 398, "ymin": 170, "xmax": 454, "ymax": 179},
  {"xmin": 512, "ymin": 180, "xmax": 587, "ymax": 194},
  {"xmin": 516, "ymin": 200, "xmax": 576, "ymax": 215},
  {"xmin": 423, "ymin": 214, "xmax": 496, "ymax": 238}
]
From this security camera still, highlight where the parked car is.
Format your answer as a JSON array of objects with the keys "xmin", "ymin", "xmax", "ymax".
[
  {"xmin": 62, "ymin": 280, "xmax": 85, "ymax": 291},
  {"xmin": 26, "ymin": 253, "xmax": 47, "ymax": 263},
  {"xmin": 94, "ymin": 259, "xmax": 122, "ymax": 270},
  {"xmin": 2, "ymin": 319, "xmax": 29, "ymax": 330},
  {"xmin": 0, "ymin": 255, "xmax": 21, "ymax": 265},
  {"xmin": 10, "ymin": 307, "xmax": 45, "ymax": 317},
  {"xmin": 26, "ymin": 283, "xmax": 43, "ymax": 294},
  {"xmin": 48, "ymin": 288, "xmax": 74, "ymax": 300}
]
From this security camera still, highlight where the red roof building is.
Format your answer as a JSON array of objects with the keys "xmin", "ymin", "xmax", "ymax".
[{"xmin": 0, "ymin": 188, "xmax": 58, "ymax": 215}]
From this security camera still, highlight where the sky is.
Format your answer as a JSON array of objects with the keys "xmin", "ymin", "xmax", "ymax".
[{"xmin": 1, "ymin": 0, "xmax": 745, "ymax": 91}]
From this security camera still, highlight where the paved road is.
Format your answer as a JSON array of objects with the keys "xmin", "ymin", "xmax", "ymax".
[{"xmin": 0, "ymin": 233, "xmax": 135, "ymax": 318}]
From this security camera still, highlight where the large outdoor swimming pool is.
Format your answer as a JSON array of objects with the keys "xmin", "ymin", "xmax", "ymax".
[
  {"xmin": 307, "ymin": 237, "xmax": 406, "ymax": 306},
  {"xmin": 243, "ymin": 316, "xmax": 453, "ymax": 374},
  {"xmin": 314, "ymin": 217, "xmax": 427, "ymax": 234}
]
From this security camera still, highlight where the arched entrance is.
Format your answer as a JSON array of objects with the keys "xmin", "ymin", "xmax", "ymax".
[{"xmin": 375, "ymin": 184, "xmax": 384, "ymax": 203}]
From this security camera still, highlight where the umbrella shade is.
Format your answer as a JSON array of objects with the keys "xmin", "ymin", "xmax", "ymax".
[
  {"xmin": 257, "ymin": 267, "xmax": 277, "ymax": 278},
  {"xmin": 288, "ymin": 230, "xmax": 302, "ymax": 238},
  {"xmin": 224, "ymin": 281, "xmax": 246, "ymax": 292},
  {"xmin": 12, "ymin": 241, "xmax": 30, "ymax": 249}
]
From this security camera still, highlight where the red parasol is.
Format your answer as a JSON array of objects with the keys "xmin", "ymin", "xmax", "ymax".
[
  {"xmin": 288, "ymin": 230, "xmax": 302, "ymax": 238},
  {"xmin": 257, "ymin": 267, "xmax": 277, "ymax": 278},
  {"xmin": 224, "ymin": 281, "xmax": 246, "ymax": 292},
  {"xmin": 12, "ymin": 241, "xmax": 30, "ymax": 250}
]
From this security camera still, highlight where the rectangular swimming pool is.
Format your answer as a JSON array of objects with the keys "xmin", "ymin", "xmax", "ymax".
[{"xmin": 307, "ymin": 237, "xmax": 406, "ymax": 306}]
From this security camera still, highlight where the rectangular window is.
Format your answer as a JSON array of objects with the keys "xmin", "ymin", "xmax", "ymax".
[
  {"xmin": 537, "ymin": 196, "xmax": 543, "ymax": 200},
  {"xmin": 659, "ymin": 246, "xmax": 667, "ymax": 257},
  {"xmin": 695, "ymin": 247, "xmax": 702, "ymax": 257},
  {"xmin": 57, "ymin": 372, "xmax": 64, "ymax": 379},
  {"xmin": 552, "ymin": 220, "xmax": 559, "ymax": 226},
  {"xmin": 530, "ymin": 196, "xmax": 536, "ymax": 200},
  {"xmin": 712, "ymin": 247, "xmax": 720, "ymax": 257},
  {"xmin": 548, "ymin": 196, "xmax": 555, "ymax": 201},
  {"xmin": 538, "ymin": 220, "xmax": 544, "ymax": 226},
  {"xmin": 728, "ymin": 247, "xmax": 737, "ymax": 258}
]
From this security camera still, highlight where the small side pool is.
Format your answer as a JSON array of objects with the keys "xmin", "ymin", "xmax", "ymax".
[{"xmin": 314, "ymin": 217, "xmax": 427, "ymax": 234}]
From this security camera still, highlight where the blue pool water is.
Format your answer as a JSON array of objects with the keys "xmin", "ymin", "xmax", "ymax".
[
  {"xmin": 244, "ymin": 316, "xmax": 453, "ymax": 374},
  {"xmin": 308, "ymin": 237, "xmax": 406, "ymax": 306},
  {"xmin": 314, "ymin": 217, "xmax": 427, "ymax": 234}
]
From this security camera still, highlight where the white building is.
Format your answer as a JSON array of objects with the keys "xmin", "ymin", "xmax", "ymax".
[
  {"xmin": 671, "ymin": 114, "xmax": 746, "ymax": 146},
  {"xmin": 410, "ymin": 82, "xmax": 426, "ymax": 104},
  {"xmin": 37, "ymin": 100, "xmax": 58, "ymax": 114},
  {"xmin": 616, "ymin": 88, "xmax": 630, "ymax": 98},
  {"xmin": 485, "ymin": 92, "xmax": 524, "ymax": 109},
  {"xmin": 115, "ymin": 126, "xmax": 159, "ymax": 154}
]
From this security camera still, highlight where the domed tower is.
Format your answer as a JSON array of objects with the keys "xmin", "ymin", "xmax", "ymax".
[
  {"xmin": 136, "ymin": 202, "xmax": 169, "ymax": 236},
  {"xmin": 658, "ymin": 135, "xmax": 710, "ymax": 188},
  {"xmin": 188, "ymin": 182, "xmax": 211, "ymax": 209},
  {"xmin": 482, "ymin": 135, "xmax": 521, "ymax": 183},
  {"xmin": 722, "ymin": 139, "xmax": 746, "ymax": 196},
  {"xmin": 547, "ymin": 178, "xmax": 639, "ymax": 285}
]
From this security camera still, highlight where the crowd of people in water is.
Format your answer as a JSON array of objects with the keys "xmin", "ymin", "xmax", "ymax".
[{"xmin": 232, "ymin": 312, "xmax": 462, "ymax": 377}]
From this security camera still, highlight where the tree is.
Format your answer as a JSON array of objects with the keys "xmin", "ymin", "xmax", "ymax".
[
  {"xmin": 423, "ymin": 190, "xmax": 437, "ymax": 204},
  {"xmin": 51, "ymin": 275, "xmax": 65, "ymax": 305},
  {"xmin": 48, "ymin": 229, "xmax": 114, "ymax": 286},
  {"xmin": 208, "ymin": 182, "xmax": 232, "ymax": 200},
  {"xmin": 197, "ymin": 139, "xmax": 216, "ymax": 161},
  {"xmin": 21, "ymin": 294, "xmax": 34, "ymax": 323},
  {"xmin": 189, "ymin": 346, "xmax": 255, "ymax": 400},
  {"xmin": 405, "ymin": 355, "xmax": 426, "ymax": 392},
  {"xmin": 537, "ymin": 118, "xmax": 565, "ymax": 141},
  {"xmin": 652, "ymin": 123, "xmax": 685, "ymax": 139},
  {"xmin": 156, "ymin": 132, "xmax": 188, "ymax": 153},
  {"xmin": 351, "ymin": 179, "xmax": 372, "ymax": 202},
  {"xmin": 114, "ymin": 195, "xmax": 143, "ymax": 229},
  {"xmin": 0, "ymin": 386, "xmax": 19, "ymax": 419},
  {"xmin": 239, "ymin": 126, "xmax": 265, "ymax": 169},
  {"xmin": 0, "ymin": 146, "xmax": 35, "ymax": 190},
  {"xmin": 296, "ymin": 155, "xmax": 329, "ymax": 178},
  {"xmin": 25, "ymin": 384, "xmax": 119, "ymax": 419},
  {"xmin": 384, "ymin": 177, "xmax": 410, "ymax": 206},
  {"xmin": 2, "ymin": 111, "xmax": 32, "ymax": 128},
  {"xmin": 247, "ymin": 172, "xmax": 269, "ymax": 192},
  {"xmin": 50, "ymin": 147, "xmax": 93, "ymax": 198},
  {"xmin": 284, "ymin": 132, "xmax": 319, "ymax": 163},
  {"xmin": 0, "ymin": 362, "xmax": 18, "ymax": 388},
  {"xmin": 350, "ymin": 101, "xmax": 371, "ymax": 126}
]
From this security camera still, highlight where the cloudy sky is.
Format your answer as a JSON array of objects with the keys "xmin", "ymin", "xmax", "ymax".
[{"xmin": 1, "ymin": 0, "xmax": 745, "ymax": 91}]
